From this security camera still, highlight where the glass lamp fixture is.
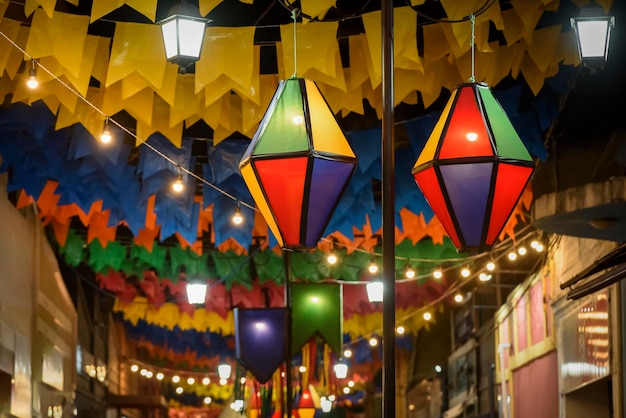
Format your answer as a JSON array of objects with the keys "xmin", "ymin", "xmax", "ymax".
[
  {"xmin": 27, "ymin": 60, "xmax": 38, "ymax": 89},
  {"xmin": 366, "ymin": 281, "xmax": 383, "ymax": 303},
  {"xmin": 218, "ymin": 363, "xmax": 232, "ymax": 380},
  {"xmin": 412, "ymin": 82, "xmax": 534, "ymax": 254},
  {"xmin": 571, "ymin": 2, "xmax": 615, "ymax": 67},
  {"xmin": 159, "ymin": 1, "xmax": 207, "ymax": 71},
  {"xmin": 185, "ymin": 279, "xmax": 207, "ymax": 305},
  {"xmin": 239, "ymin": 78, "xmax": 357, "ymax": 250},
  {"xmin": 320, "ymin": 396, "xmax": 332, "ymax": 413},
  {"xmin": 333, "ymin": 362, "xmax": 348, "ymax": 379}
]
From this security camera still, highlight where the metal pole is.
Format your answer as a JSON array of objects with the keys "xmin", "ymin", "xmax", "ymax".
[
  {"xmin": 284, "ymin": 251, "xmax": 292, "ymax": 418},
  {"xmin": 488, "ymin": 363, "xmax": 496, "ymax": 418},
  {"xmin": 381, "ymin": 1, "xmax": 395, "ymax": 418}
]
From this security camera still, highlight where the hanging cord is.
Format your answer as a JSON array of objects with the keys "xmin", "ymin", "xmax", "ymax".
[
  {"xmin": 291, "ymin": 8, "xmax": 298, "ymax": 78},
  {"xmin": 469, "ymin": 13, "xmax": 476, "ymax": 82}
]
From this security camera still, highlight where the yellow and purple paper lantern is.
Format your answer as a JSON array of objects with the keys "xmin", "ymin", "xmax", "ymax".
[
  {"xmin": 239, "ymin": 78, "xmax": 357, "ymax": 250},
  {"xmin": 412, "ymin": 82, "xmax": 535, "ymax": 254}
]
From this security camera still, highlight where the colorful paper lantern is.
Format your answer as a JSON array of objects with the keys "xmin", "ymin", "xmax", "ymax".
[
  {"xmin": 239, "ymin": 78, "xmax": 357, "ymax": 250},
  {"xmin": 412, "ymin": 82, "xmax": 535, "ymax": 254}
]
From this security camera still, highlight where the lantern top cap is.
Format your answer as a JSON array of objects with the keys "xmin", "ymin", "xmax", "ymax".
[
  {"xmin": 165, "ymin": 1, "xmax": 203, "ymax": 19},
  {"xmin": 577, "ymin": 2, "xmax": 611, "ymax": 18},
  {"xmin": 456, "ymin": 81, "xmax": 490, "ymax": 89}
]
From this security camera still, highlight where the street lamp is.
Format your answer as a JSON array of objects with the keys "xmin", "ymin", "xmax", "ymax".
[
  {"xmin": 366, "ymin": 281, "xmax": 383, "ymax": 303},
  {"xmin": 159, "ymin": 1, "xmax": 207, "ymax": 71},
  {"xmin": 571, "ymin": 2, "xmax": 615, "ymax": 67}
]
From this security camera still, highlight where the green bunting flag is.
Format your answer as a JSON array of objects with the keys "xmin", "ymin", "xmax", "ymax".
[{"xmin": 290, "ymin": 283, "xmax": 342, "ymax": 355}]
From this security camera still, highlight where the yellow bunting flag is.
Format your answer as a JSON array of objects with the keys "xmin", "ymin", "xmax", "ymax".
[
  {"xmin": 279, "ymin": 21, "xmax": 339, "ymax": 81},
  {"xmin": 25, "ymin": 10, "xmax": 89, "ymax": 79},
  {"xmin": 199, "ymin": 0, "xmax": 223, "ymax": 16},
  {"xmin": 136, "ymin": 95, "xmax": 183, "ymax": 146},
  {"xmin": 24, "ymin": 0, "xmax": 56, "ymax": 18},
  {"xmin": 196, "ymin": 27, "xmax": 256, "ymax": 92},
  {"xmin": 301, "ymin": 0, "xmax": 336, "ymax": 20},
  {"xmin": 107, "ymin": 22, "xmax": 169, "ymax": 90},
  {"xmin": 56, "ymin": 87, "xmax": 105, "ymax": 139},
  {"xmin": 91, "ymin": 0, "xmax": 157, "ymax": 23}
]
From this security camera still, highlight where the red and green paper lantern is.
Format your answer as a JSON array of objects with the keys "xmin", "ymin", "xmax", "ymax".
[
  {"xmin": 239, "ymin": 78, "xmax": 357, "ymax": 250},
  {"xmin": 412, "ymin": 82, "xmax": 535, "ymax": 254}
]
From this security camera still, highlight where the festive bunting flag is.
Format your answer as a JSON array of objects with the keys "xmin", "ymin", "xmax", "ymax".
[
  {"xmin": 291, "ymin": 284, "xmax": 342, "ymax": 355},
  {"xmin": 235, "ymin": 308, "xmax": 288, "ymax": 383}
]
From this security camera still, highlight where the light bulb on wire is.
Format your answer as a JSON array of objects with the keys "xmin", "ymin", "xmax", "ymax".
[
  {"xmin": 433, "ymin": 268, "xmax": 443, "ymax": 280},
  {"xmin": 508, "ymin": 251, "xmax": 517, "ymax": 261},
  {"xmin": 518, "ymin": 246, "xmax": 527, "ymax": 256},
  {"xmin": 368, "ymin": 256, "xmax": 378, "ymax": 274},
  {"xmin": 27, "ymin": 60, "xmax": 38, "ymax": 89},
  {"xmin": 231, "ymin": 204, "xmax": 243, "ymax": 225},
  {"xmin": 486, "ymin": 260, "xmax": 496, "ymax": 271},
  {"xmin": 327, "ymin": 252, "xmax": 338, "ymax": 265},
  {"xmin": 100, "ymin": 118, "xmax": 112, "ymax": 144},
  {"xmin": 423, "ymin": 312, "xmax": 432, "ymax": 321},
  {"xmin": 172, "ymin": 170, "xmax": 184, "ymax": 193},
  {"xmin": 454, "ymin": 293, "xmax": 464, "ymax": 303},
  {"xmin": 461, "ymin": 266, "xmax": 470, "ymax": 278},
  {"xmin": 404, "ymin": 264, "xmax": 415, "ymax": 279}
]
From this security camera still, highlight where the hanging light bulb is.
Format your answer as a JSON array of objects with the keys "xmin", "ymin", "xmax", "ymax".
[
  {"xmin": 172, "ymin": 375, "xmax": 181, "ymax": 383},
  {"xmin": 172, "ymin": 167, "xmax": 184, "ymax": 193},
  {"xmin": 100, "ymin": 118, "xmax": 113, "ymax": 144},
  {"xmin": 130, "ymin": 364, "xmax": 139, "ymax": 373},
  {"xmin": 27, "ymin": 60, "xmax": 38, "ymax": 89},
  {"xmin": 454, "ymin": 293, "xmax": 464, "ymax": 303},
  {"xmin": 368, "ymin": 256, "xmax": 378, "ymax": 274},
  {"xmin": 175, "ymin": 387, "xmax": 183, "ymax": 394},
  {"xmin": 396, "ymin": 325, "xmax": 405, "ymax": 335},
  {"xmin": 369, "ymin": 337, "xmax": 378, "ymax": 347},
  {"xmin": 327, "ymin": 251, "xmax": 338, "ymax": 265},
  {"xmin": 486, "ymin": 260, "xmax": 496, "ymax": 271},
  {"xmin": 231, "ymin": 203, "xmax": 244, "ymax": 225},
  {"xmin": 204, "ymin": 397, "xmax": 212, "ymax": 405},
  {"xmin": 460, "ymin": 267, "xmax": 470, "ymax": 278},
  {"xmin": 433, "ymin": 268, "xmax": 443, "ymax": 279},
  {"xmin": 404, "ymin": 264, "xmax": 416, "ymax": 279},
  {"xmin": 299, "ymin": 365, "xmax": 307, "ymax": 373},
  {"xmin": 187, "ymin": 377, "xmax": 195, "ymax": 385},
  {"xmin": 343, "ymin": 349, "xmax": 352, "ymax": 358},
  {"xmin": 423, "ymin": 312, "xmax": 432, "ymax": 321},
  {"xmin": 508, "ymin": 251, "xmax": 517, "ymax": 261},
  {"xmin": 156, "ymin": 372, "xmax": 164, "ymax": 380},
  {"xmin": 146, "ymin": 371, "xmax": 153, "ymax": 378},
  {"xmin": 202, "ymin": 377, "xmax": 210, "ymax": 385},
  {"xmin": 517, "ymin": 246, "xmax": 527, "ymax": 256},
  {"xmin": 479, "ymin": 272, "xmax": 492, "ymax": 282}
]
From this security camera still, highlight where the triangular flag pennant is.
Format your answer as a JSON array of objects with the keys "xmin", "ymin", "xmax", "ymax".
[{"xmin": 235, "ymin": 308, "xmax": 288, "ymax": 383}]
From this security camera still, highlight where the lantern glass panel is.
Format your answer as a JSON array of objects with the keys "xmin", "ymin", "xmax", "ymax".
[
  {"xmin": 161, "ymin": 20, "xmax": 178, "ymax": 59},
  {"xmin": 178, "ymin": 19, "xmax": 205, "ymax": 58},
  {"xmin": 577, "ymin": 20, "xmax": 610, "ymax": 58},
  {"xmin": 366, "ymin": 282, "xmax": 383, "ymax": 303},
  {"xmin": 186, "ymin": 283, "xmax": 207, "ymax": 305}
]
